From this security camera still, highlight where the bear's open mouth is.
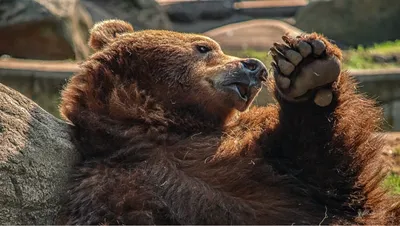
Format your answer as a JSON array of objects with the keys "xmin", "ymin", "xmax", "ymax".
[
  {"xmin": 210, "ymin": 62, "xmax": 266, "ymax": 111},
  {"xmin": 220, "ymin": 77, "xmax": 262, "ymax": 107},
  {"xmin": 223, "ymin": 81, "xmax": 261, "ymax": 111},
  {"xmin": 229, "ymin": 83, "xmax": 250, "ymax": 101}
]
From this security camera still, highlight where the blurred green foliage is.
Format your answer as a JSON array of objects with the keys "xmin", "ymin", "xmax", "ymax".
[
  {"xmin": 226, "ymin": 40, "xmax": 400, "ymax": 70},
  {"xmin": 384, "ymin": 173, "xmax": 400, "ymax": 195}
]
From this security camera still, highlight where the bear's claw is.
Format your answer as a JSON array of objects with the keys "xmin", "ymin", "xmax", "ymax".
[{"xmin": 270, "ymin": 34, "xmax": 341, "ymax": 106}]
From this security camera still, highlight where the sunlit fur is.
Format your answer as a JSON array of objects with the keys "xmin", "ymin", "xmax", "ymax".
[{"xmin": 59, "ymin": 20, "xmax": 399, "ymax": 224}]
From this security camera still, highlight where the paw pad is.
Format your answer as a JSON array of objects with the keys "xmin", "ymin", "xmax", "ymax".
[{"xmin": 270, "ymin": 34, "xmax": 341, "ymax": 106}]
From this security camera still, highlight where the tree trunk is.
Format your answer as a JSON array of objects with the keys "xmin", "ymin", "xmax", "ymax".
[{"xmin": 0, "ymin": 83, "xmax": 80, "ymax": 224}]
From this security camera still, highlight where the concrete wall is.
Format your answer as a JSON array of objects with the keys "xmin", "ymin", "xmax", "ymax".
[{"xmin": 352, "ymin": 69, "xmax": 400, "ymax": 130}]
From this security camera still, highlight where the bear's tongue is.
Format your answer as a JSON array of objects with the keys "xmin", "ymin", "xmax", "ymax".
[{"xmin": 235, "ymin": 83, "xmax": 249, "ymax": 101}]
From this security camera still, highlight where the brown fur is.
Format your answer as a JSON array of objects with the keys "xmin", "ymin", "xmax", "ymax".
[{"xmin": 60, "ymin": 20, "xmax": 400, "ymax": 224}]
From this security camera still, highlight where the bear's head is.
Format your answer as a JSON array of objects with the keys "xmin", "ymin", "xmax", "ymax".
[{"xmin": 60, "ymin": 20, "xmax": 267, "ymax": 130}]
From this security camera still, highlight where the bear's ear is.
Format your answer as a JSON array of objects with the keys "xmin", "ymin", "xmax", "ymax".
[{"xmin": 89, "ymin": 20, "xmax": 134, "ymax": 51}]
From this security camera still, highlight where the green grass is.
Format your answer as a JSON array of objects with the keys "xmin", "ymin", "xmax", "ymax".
[
  {"xmin": 383, "ymin": 173, "xmax": 400, "ymax": 195},
  {"xmin": 225, "ymin": 49, "xmax": 273, "ymax": 66},
  {"xmin": 394, "ymin": 146, "xmax": 400, "ymax": 155},
  {"xmin": 366, "ymin": 40, "xmax": 400, "ymax": 54},
  {"xmin": 344, "ymin": 40, "xmax": 400, "ymax": 69},
  {"xmin": 226, "ymin": 40, "xmax": 400, "ymax": 70}
]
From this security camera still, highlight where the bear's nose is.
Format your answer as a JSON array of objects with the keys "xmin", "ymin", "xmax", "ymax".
[
  {"xmin": 241, "ymin": 58, "xmax": 262, "ymax": 72},
  {"xmin": 240, "ymin": 58, "xmax": 267, "ymax": 80}
]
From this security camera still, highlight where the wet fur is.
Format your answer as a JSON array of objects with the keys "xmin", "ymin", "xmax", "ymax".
[{"xmin": 60, "ymin": 24, "xmax": 400, "ymax": 224}]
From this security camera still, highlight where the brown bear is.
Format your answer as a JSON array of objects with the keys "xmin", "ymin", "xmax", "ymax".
[{"xmin": 59, "ymin": 19, "xmax": 400, "ymax": 225}]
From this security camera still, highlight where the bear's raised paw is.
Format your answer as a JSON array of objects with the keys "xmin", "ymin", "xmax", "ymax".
[{"xmin": 270, "ymin": 33, "xmax": 342, "ymax": 107}]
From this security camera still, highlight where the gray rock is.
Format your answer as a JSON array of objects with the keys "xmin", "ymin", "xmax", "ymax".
[
  {"xmin": 0, "ymin": 0, "xmax": 93, "ymax": 60},
  {"xmin": 0, "ymin": 83, "xmax": 80, "ymax": 224}
]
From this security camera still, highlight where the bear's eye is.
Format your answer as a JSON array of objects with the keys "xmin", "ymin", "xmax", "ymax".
[{"xmin": 196, "ymin": 45, "xmax": 212, "ymax": 54}]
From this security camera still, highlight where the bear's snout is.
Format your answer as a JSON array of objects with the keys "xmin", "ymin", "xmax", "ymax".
[
  {"xmin": 222, "ymin": 58, "xmax": 267, "ymax": 89},
  {"xmin": 238, "ymin": 58, "xmax": 268, "ymax": 85}
]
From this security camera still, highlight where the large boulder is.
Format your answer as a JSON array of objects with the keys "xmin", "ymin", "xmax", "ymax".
[
  {"xmin": 0, "ymin": 0, "xmax": 93, "ymax": 60},
  {"xmin": 0, "ymin": 0, "xmax": 171, "ymax": 61},
  {"xmin": 204, "ymin": 19, "xmax": 302, "ymax": 51},
  {"xmin": 295, "ymin": 0, "xmax": 400, "ymax": 46},
  {"xmin": 0, "ymin": 84, "xmax": 80, "ymax": 224},
  {"xmin": 81, "ymin": 0, "xmax": 172, "ymax": 31}
]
